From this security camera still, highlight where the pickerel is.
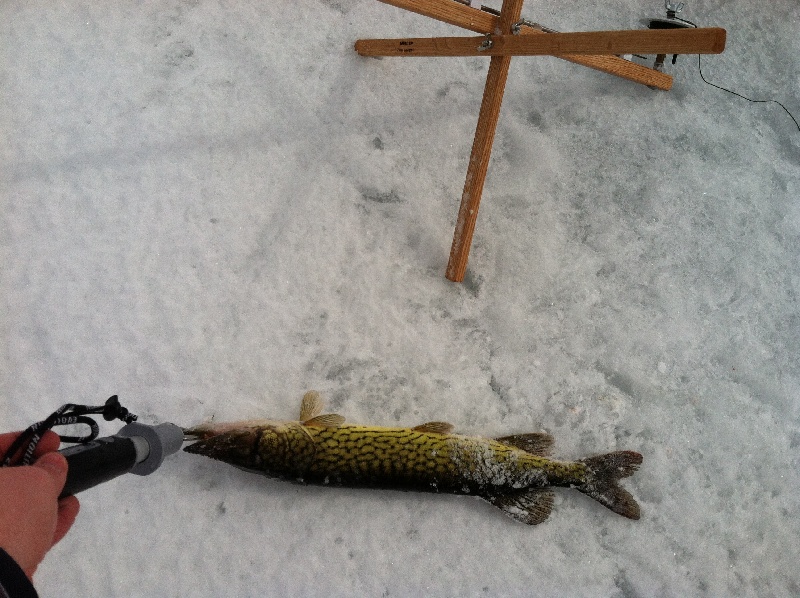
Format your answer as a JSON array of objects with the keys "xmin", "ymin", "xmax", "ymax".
[{"xmin": 184, "ymin": 392, "xmax": 643, "ymax": 524}]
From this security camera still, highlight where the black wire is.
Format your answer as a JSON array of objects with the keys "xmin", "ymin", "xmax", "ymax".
[
  {"xmin": 668, "ymin": 14, "xmax": 799, "ymax": 132},
  {"xmin": 697, "ymin": 54, "xmax": 800, "ymax": 132}
]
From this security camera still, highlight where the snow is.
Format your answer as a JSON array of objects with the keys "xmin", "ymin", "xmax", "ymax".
[{"xmin": 2, "ymin": 0, "xmax": 799, "ymax": 596}]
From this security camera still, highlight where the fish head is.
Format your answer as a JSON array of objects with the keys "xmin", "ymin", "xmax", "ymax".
[
  {"xmin": 183, "ymin": 419, "xmax": 284, "ymax": 470},
  {"xmin": 184, "ymin": 420, "xmax": 312, "ymax": 474}
]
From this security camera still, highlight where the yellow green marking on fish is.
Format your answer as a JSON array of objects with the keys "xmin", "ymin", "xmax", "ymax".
[{"xmin": 184, "ymin": 392, "xmax": 642, "ymax": 525}]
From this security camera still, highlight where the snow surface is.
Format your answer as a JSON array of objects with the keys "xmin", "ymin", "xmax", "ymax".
[{"xmin": 2, "ymin": 0, "xmax": 799, "ymax": 596}]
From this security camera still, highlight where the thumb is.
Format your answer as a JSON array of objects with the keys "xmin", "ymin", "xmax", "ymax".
[{"xmin": 32, "ymin": 451, "xmax": 68, "ymax": 495}]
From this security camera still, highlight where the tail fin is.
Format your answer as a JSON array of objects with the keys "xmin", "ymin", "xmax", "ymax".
[{"xmin": 578, "ymin": 451, "xmax": 643, "ymax": 520}]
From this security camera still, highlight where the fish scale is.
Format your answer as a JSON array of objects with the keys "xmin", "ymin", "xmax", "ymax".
[
  {"xmin": 302, "ymin": 425, "xmax": 526, "ymax": 491},
  {"xmin": 184, "ymin": 392, "xmax": 643, "ymax": 525}
]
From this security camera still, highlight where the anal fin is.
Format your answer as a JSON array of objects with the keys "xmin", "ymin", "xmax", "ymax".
[
  {"xmin": 484, "ymin": 488, "xmax": 555, "ymax": 525},
  {"xmin": 495, "ymin": 433, "xmax": 554, "ymax": 457}
]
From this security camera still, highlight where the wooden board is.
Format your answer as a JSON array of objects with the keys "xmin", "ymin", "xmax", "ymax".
[{"xmin": 355, "ymin": 27, "xmax": 727, "ymax": 57}]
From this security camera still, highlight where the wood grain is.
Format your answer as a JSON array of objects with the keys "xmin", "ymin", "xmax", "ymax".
[
  {"xmin": 371, "ymin": 0, "xmax": 674, "ymax": 90},
  {"xmin": 355, "ymin": 27, "xmax": 727, "ymax": 57},
  {"xmin": 445, "ymin": 0, "xmax": 524, "ymax": 282}
]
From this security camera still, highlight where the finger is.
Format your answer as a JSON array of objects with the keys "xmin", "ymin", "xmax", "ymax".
[
  {"xmin": 32, "ymin": 451, "xmax": 69, "ymax": 497},
  {"xmin": 52, "ymin": 496, "xmax": 80, "ymax": 546},
  {"xmin": 0, "ymin": 431, "xmax": 21, "ymax": 454},
  {"xmin": 34, "ymin": 430, "xmax": 62, "ymax": 456},
  {"xmin": 0, "ymin": 430, "xmax": 61, "ymax": 459}
]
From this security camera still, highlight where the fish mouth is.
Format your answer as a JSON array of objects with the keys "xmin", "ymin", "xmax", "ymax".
[
  {"xmin": 182, "ymin": 426, "xmax": 214, "ymax": 442},
  {"xmin": 182, "ymin": 437, "xmax": 214, "ymax": 454},
  {"xmin": 182, "ymin": 427, "xmax": 262, "ymax": 469},
  {"xmin": 182, "ymin": 419, "xmax": 277, "ymax": 442},
  {"xmin": 182, "ymin": 422, "xmax": 253, "ymax": 441},
  {"xmin": 181, "ymin": 426, "xmax": 224, "ymax": 442}
]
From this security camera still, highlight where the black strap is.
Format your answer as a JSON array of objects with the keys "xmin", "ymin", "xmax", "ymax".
[
  {"xmin": 0, "ymin": 547, "xmax": 39, "ymax": 598},
  {"xmin": 1, "ymin": 396, "xmax": 137, "ymax": 467}
]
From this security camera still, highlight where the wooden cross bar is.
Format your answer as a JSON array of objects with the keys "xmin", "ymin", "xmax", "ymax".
[
  {"xmin": 355, "ymin": 0, "xmax": 726, "ymax": 282},
  {"xmin": 372, "ymin": 0, "xmax": 677, "ymax": 90},
  {"xmin": 355, "ymin": 28, "xmax": 727, "ymax": 58}
]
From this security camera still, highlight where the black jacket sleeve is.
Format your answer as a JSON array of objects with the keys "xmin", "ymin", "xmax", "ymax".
[{"xmin": 0, "ymin": 548, "xmax": 38, "ymax": 598}]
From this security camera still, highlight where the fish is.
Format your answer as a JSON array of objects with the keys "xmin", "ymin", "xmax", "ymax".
[{"xmin": 183, "ymin": 391, "xmax": 643, "ymax": 525}]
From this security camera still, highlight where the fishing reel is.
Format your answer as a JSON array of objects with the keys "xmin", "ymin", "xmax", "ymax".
[{"xmin": 640, "ymin": 1, "xmax": 696, "ymax": 72}]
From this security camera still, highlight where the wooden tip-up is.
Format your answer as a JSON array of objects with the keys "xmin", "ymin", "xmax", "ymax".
[{"xmin": 355, "ymin": 27, "xmax": 726, "ymax": 58}]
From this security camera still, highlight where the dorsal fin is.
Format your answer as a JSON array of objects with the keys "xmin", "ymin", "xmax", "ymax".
[
  {"xmin": 412, "ymin": 421, "xmax": 454, "ymax": 434},
  {"xmin": 303, "ymin": 413, "xmax": 346, "ymax": 428},
  {"xmin": 484, "ymin": 488, "xmax": 554, "ymax": 525},
  {"xmin": 495, "ymin": 433, "xmax": 554, "ymax": 456},
  {"xmin": 299, "ymin": 391, "xmax": 324, "ymax": 422}
]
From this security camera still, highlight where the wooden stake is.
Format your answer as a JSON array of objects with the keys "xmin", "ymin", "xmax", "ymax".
[
  {"xmin": 445, "ymin": 0, "xmax": 524, "ymax": 282},
  {"xmin": 355, "ymin": 27, "xmax": 727, "ymax": 58},
  {"xmin": 357, "ymin": 0, "xmax": 725, "ymax": 282},
  {"xmin": 374, "ymin": 0, "xmax": 674, "ymax": 90}
]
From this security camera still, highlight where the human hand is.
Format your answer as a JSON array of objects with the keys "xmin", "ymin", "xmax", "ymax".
[{"xmin": 0, "ymin": 430, "xmax": 80, "ymax": 579}]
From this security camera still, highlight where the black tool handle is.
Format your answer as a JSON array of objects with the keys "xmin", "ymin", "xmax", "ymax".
[{"xmin": 58, "ymin": 436, "xmax": 139, "ymax": 499}]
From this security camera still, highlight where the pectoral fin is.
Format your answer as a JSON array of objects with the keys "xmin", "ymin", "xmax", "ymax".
[
  {"xmin": 412, "ymin": 422, "xmax": 455, "ymax": 434},
  {"xmin": 303, "ymin": 414, "xmax": 346, "ymax": 428},
  {"xmin": 484, "ymin": 488, "xmax": 555, "ymax": 525},
  {"xmin": 299, "ymin": 391, "xmax": 324, "ymax": 422},
  {"xmin": 299, "ymin": 391, "xmax": 345, "ymax": 427},
  {"xmin": 495, "ymin": 433, "xmax": 554, "ymax": 457}
]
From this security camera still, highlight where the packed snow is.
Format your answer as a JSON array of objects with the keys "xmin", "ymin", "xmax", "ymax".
[{"xmin": 2, "ymin": 0, "xmax": 798, "ymax": 596}]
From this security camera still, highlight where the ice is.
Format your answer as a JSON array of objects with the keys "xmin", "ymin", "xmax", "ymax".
[{"xmin": 2, "ymin": 0, "xmax": 799, "ymax": 596}]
